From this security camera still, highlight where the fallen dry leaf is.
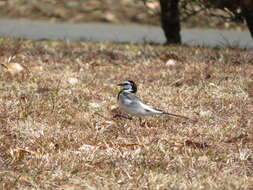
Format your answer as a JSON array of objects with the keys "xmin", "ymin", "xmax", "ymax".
[
  {"xmin": 2, "ymin": 62, "xmax": 26, "ymax": 74},
  {"xmin": 185, "ymin": 140, "xmax": 209, "ymax": 149}
]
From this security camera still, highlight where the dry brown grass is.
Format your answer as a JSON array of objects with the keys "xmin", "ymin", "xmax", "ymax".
[{"xmin": 0, "ymin": 38, "xmax": 253, "ymax": 189}]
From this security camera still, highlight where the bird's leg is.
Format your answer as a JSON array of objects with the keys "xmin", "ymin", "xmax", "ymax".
[
  {"xmin": 138, "ymin": 117, "xmax": 142, "ymax": 124},
  {"xmin": 138, "ymin": 117, "xmax": 146, "ymax": 127}
]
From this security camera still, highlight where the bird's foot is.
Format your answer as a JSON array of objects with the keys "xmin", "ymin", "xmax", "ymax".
[
  {"xmin": 138, "ymin": 118, "xmax": 148, "ymax": 127},
  {"xmin": 139, "ymin": 122, "xmax": 146, "ymax": 128}
]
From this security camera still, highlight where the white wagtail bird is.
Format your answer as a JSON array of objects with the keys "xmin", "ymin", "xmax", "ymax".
[{"xmin": 116, "ymin": 80, "xmax": 190, "ymax": 122}]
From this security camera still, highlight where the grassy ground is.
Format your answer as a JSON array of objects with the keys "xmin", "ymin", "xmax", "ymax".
[{"xmin": 0, "ymin": 38, "xmax": 253, "ymax": 189}]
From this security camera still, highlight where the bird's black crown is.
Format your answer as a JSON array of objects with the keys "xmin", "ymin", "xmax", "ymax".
[{"xmin": 118, "ymin": 80, "xmax": 137, "ymax": 93}]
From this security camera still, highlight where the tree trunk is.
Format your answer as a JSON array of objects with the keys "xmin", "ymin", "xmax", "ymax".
[
  {"xmin": 241, "ymin": 0, "xmax": 253, "ymax": 38},
  {"xmin": 159, "ymin": 0, "xmax": 181, "ymax": 44}
]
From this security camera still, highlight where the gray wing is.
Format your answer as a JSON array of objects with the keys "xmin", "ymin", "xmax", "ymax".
[{"xmin": 120, "ymin": 92, "xmax": 143, "ymax": 108}]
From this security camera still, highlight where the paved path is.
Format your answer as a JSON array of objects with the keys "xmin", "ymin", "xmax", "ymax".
[{"xmin": 0, "ymin": 19, "xmax": 252, "ymax": 49}]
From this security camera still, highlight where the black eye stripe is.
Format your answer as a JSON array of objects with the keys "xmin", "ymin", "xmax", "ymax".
[{"xmin": 120, "ymin": 80, "xmax": 137, "ymax": 93}]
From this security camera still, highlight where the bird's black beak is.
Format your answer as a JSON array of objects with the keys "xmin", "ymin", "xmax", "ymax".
[{"xmin": 117, "ymin": 83, "xmax": 124, "ymax": 86}]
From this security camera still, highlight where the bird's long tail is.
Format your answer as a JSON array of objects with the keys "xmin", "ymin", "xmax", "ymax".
[{"xmin": 162, "ymin": 112, "xmax": 191, "ymax": 120}]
